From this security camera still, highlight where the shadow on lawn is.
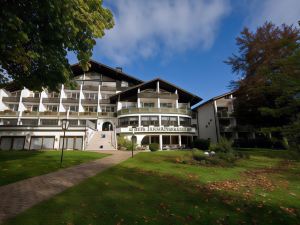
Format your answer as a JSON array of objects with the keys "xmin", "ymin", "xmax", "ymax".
[
  {"xmin": 0, "ymin": 150, "xmax": 46, "ymax": 162},
  {"xmin": 4, "ymin": 166, "xmax": 300, "ymax": 225}
]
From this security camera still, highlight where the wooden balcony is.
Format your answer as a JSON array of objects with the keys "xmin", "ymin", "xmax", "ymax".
[
  {"xmin": 42, "ymin": 98, "xmax": 60, "ymax": 103},
  {"xmin": 2, "ymin": 97, "xmax": 20, "ymax": 102},
  {"xmin": 81, "ymin": 99, "xmax": 98, "ymax": 105},
  {"xmin": 62, "ymin": 98, "xmax": 79, "ymax": 104},
  {"xmin": 117, "ymin": 108, "xmax": 191, "ymax": 116},
  {"xmin": 0, "ymin": 111, "xmax": 19, "ymax": 117},
  {"xmin": 82, "ymin": 85, "xmax": 99, "ymax": 91},
  {"xmin": 138, "ymin": 92, "xmax": 178, "ymax": 99},
  {"xmin": 22, "ymin": 97, "xmax": 40, "ymax": 103}
]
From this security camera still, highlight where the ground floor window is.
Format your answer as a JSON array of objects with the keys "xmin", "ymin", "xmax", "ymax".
[
  {"xmin": 0, "ymin": 136, "xmax": 25, "ymax": 150},
  {"xmin": 141, "ymin": 135, "xmax": 159, "ymax": 145},
  {"xmin": 30, "ymin": 136, "xmax": 55, "ymax": 150},
  {"xmin": 162, "ymin": 135, "xmax": 179, "ymax": 145},
  {"xmin": 181, "ymin": 135, "xmax": 192, "ymax": 146},
  {"xmin": 59, "ymin": 136, "xmax": 83, "ymax": 150}
]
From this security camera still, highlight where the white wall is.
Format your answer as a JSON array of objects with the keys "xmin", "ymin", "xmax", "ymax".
[{"xmin": 196, "ymin": 102, "xmax": 218, "ymax": 143}]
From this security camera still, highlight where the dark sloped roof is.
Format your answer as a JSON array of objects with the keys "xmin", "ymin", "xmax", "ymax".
[
  {"xmin": 110, "ymin": 78, "xmax": 202, "ymax": 106},
  {"xmin": 71, "ymin": 60, "xmax": 143, "ymax": 84}
]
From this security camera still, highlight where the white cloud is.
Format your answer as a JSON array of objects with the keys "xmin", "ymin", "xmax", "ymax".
[
  {"xmin": 246, "ymin": 0, "xmax": 300, "ymax": 28},
  {"xmin": 95, "ymin": 0, "xmax": 230, "ymax": 64}
]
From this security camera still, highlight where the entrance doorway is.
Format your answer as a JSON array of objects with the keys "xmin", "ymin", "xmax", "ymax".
[{"xmin": 102, "ymin": 122, "xmax": 113, "ymax": 131}]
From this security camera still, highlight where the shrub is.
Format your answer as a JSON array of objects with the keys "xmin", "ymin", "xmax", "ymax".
[
  {"xmin": 117, "ymin": 135, "xmax": 137, "ymax": 150},
  {"xmin": 192, "ymin": 150, "xmax": 207, "ymax": 161},
  {"xmin": 210, "ymin": 137, "xmax": 233, "ymax": 153},
  {"xmin": 192, "ymin": 139, "xmax": 210, "ymax": 150},
  {"xmin": 149, "ymin": 143, "xmax": 159, "ymax": 151}
]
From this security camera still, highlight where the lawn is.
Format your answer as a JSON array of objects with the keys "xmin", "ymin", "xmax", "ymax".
[
  {"xmin": 2, "ymin": 149, "xmax": 300, "ymax": 225},
  {"xmin": 0, "ymin": 150, "xmax": 108, "ymax": 186}
]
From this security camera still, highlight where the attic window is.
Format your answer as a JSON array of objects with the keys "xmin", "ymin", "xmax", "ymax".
[{"xmin": 121, "ymin": 81, "xmax": 128, "ymax": 87}]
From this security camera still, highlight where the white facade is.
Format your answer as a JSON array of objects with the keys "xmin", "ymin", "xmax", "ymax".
[{"xmin": 0, "ymin": 60, "xmax": 201, "ymax": 151}]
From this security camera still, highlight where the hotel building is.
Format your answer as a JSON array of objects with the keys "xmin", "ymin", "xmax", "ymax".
[{"xmin": 0, "ymin": 60, "xmax": 201, "ymax": 150}]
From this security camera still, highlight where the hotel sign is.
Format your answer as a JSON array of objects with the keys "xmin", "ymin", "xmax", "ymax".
[{"xmin": 120, "ymin": 126, "xmax": 195, "ymax": 133}]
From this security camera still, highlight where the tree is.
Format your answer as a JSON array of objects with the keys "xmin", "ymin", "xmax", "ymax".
[
  {"xmin": 226, "ymin": 22, "xmax": 300, "ymax": 149},
  {"xmin": 0, "ymin": 0, "xmax": 114, "ymax": 90}
]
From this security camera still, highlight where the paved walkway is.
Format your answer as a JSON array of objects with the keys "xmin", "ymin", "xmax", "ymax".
[{"xmin": 0, "ymin": 150, "xmax": 136, "ymax": 223}]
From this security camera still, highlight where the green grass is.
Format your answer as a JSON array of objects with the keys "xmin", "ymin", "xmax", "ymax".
[
  {"xmin": 3, "ymin": 150, "xmax": 300, "ymax": 225},
  {"xmin": 0, "ymin": 150, "xmax": 108, "ymax": 186}
]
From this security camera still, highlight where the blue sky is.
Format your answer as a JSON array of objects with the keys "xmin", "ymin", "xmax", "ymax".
[{"xmin": 68, "ymin": 0, "xmax": 300, "ymax": 103}]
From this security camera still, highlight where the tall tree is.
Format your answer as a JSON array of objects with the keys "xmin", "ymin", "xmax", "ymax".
[
  {"xmin": 0, "ymin": 0, "xmax": 114, "ymax": 90},
  {"xmin": 226, "ymin": 22, "xmax": 300, "ymax": 149}
]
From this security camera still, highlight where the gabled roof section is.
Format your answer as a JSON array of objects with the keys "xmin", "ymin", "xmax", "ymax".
[
  {"xmin": 110, "ymin": 78, "xmax": 202, "ymax": 106},
  {"xmin": 71, "ymin": 60, "xmax": 143, "ymax": 85},
  {"xmin": 192, "ymin": 91, "xmax": 236, "ymax": 110}
]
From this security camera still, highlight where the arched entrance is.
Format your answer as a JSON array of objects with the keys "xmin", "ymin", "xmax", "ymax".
[{"xmin": 102, "ymin": 122, "xmax": 113, "ymax": 131}]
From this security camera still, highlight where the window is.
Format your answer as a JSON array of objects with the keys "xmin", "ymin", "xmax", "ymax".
[
  {"xmin": 68, "ymin": 105, "xmax": 78, "ymax": 112},
  {"xmin": 118, "ymin": 116, "xmax": 139, "ymax": 127},
  {"xmin": 84, "ymin": 92, "xmax": 98, "ymax": 100},
  {"xmin": 102, "ymin": 105, "xmax": 115, "ymax": 112},
  {"xmin": 46, "ymin": 105, "xmax": 58, "ymax": 112},
  {"xmin": 84, "ymin": 106, "xmax": 97, "ymax": 112},
  {"xmin": 121, "ymin": 81, "xmax": 128, "ymax": 87},
  {"xmin": 49, "ymin": 92, "xmax": 59, "ymax": 98},
  {"xmin": 26, "ymin": 105, "xmax": 39, "ymax": 112},
  {"xmin": 33, "ymin": 92, "xmax": 40, "ymax": 98},
  {"xmin": 11, "ymin": 91, "xmax": 21, "ymax": 97},
  {"xmin": 69, "ymin": 120, "xmax": 78, "ymax": 126},
  {"xmin": 66, "ymin": 92, "xmax": 80, "ymax": 99},
  {"xmin": 161, "ymin": 116, "xmax": 178, "ymax": 126},
  {"xmin": 142, "ymin": 102, "xmax": 155, "ymax": 108},
  {"xmin": 101, "ymin": 93, "xmax": 114, "ymax": 99},
  {"xmin": 141, "ymin": 116, "xmax": 159, "ymax": 126},
  {"xmin": 160, "ymin": 103, "xmax": 173, "ymax": 108},
  {"xmin": 179, "ymin": 117, "xmax": 191, "ymax": 126},
  {"xmin": 9, "ymin": 104, "xmax": 18, "ymax": 111}
]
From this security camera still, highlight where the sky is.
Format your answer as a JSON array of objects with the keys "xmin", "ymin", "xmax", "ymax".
[{"xmin": 68, "ymin": 0, "xmax": 300, "ymax": 104}]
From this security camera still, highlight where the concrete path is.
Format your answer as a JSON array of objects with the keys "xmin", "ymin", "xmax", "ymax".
[{"xmin": 0, "ymin": 150, "xmax": 136, "ymax": 224}]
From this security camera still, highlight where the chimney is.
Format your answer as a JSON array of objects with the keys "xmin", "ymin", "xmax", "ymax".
[{"xmin": 116, "ymin": 67, "xmax": 122, "ymax": 72}]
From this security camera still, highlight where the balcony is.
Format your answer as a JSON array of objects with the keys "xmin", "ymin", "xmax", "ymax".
[
  {"xmin": 82, "ymin": 85, "xmax": 99, "ymax": 91},
  {"xmin": 118, "ymin": 108, "xmax": 191, "ymax": 116},
  {"xmin": 2, "ymin": 97, "xmax": 20, "ymax": 103},
  {"xmin": 22, "ymin": 97, "xmax": 40, "ymax": 103},
  {"xmin": 22, "ymin": 111, "xmax": 39, "ymax": 117},
  {"xmin": 217, "ymin": 111, "xmax": 233, "ymax": 118},
  {"xmin": 219, "ymin": 125, "xmax": 235, "ymax": 132},
  {"xmin": 39, "ymin": 111, "xmax": 60, "ymax": 117},
  {"xmin": 0, "ymin": 110, "xmax": 19, "ymax": 117},
  {"xmin": 42, "ymin": 98, "xmax": 60, "ymax": 103},
  {"xmin": 78, "ymin": 112, "xmax": 98, "ymax": 118},
  {"xmin": 81, "ymin": 99, "xmax": 98, "ymax": 105},
  {"xmin": 99, "ymin": 99, "xmax": 110, "ymax": 104},
  {"xmin": 62, "ymin": 98, "xmax": 79, "ymax": 104},
  {"xmin": 138, "ymin": 92, "xmax": 178, "ymax": 99},
  {"xmin": 99, "ymin": 112, "xmax": 116, "ymax": 117}
]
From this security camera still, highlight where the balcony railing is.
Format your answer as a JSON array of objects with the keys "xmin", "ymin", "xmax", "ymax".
[
  {"xmin": 62, "ymin": 98, "xmax": 79, "ymax": 104},
  {"xmin": 117, "ymin": 107, "xmax": 191, "ymax": 116},
  {"xmin": 81, "ymin": 99, "xmax": 98, "ymax": 105},
  {"xmin": 217, "ymin": 111, "xmax": 233, "ymax": 118},
  {"xmin": 2, "ymin": 97, "xmax": 20, "ymax": 102},
  {"xmin": 42, "ymin": 98, "xmax": 60, "ymax": 103},
  {"xmin": 82, "ymin": 85, "xmax": 99, "ymax": 91},
  {"xmin": 0, "ymin": 111, "xmax": 19, "ymax": 116},
  {"xmin": 138, "ymin": 92, "xmax": 178, "ymax": 99},
  {"xmin": 22, "ymin": 97, "xmax": 40, "ymax": 103}
]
